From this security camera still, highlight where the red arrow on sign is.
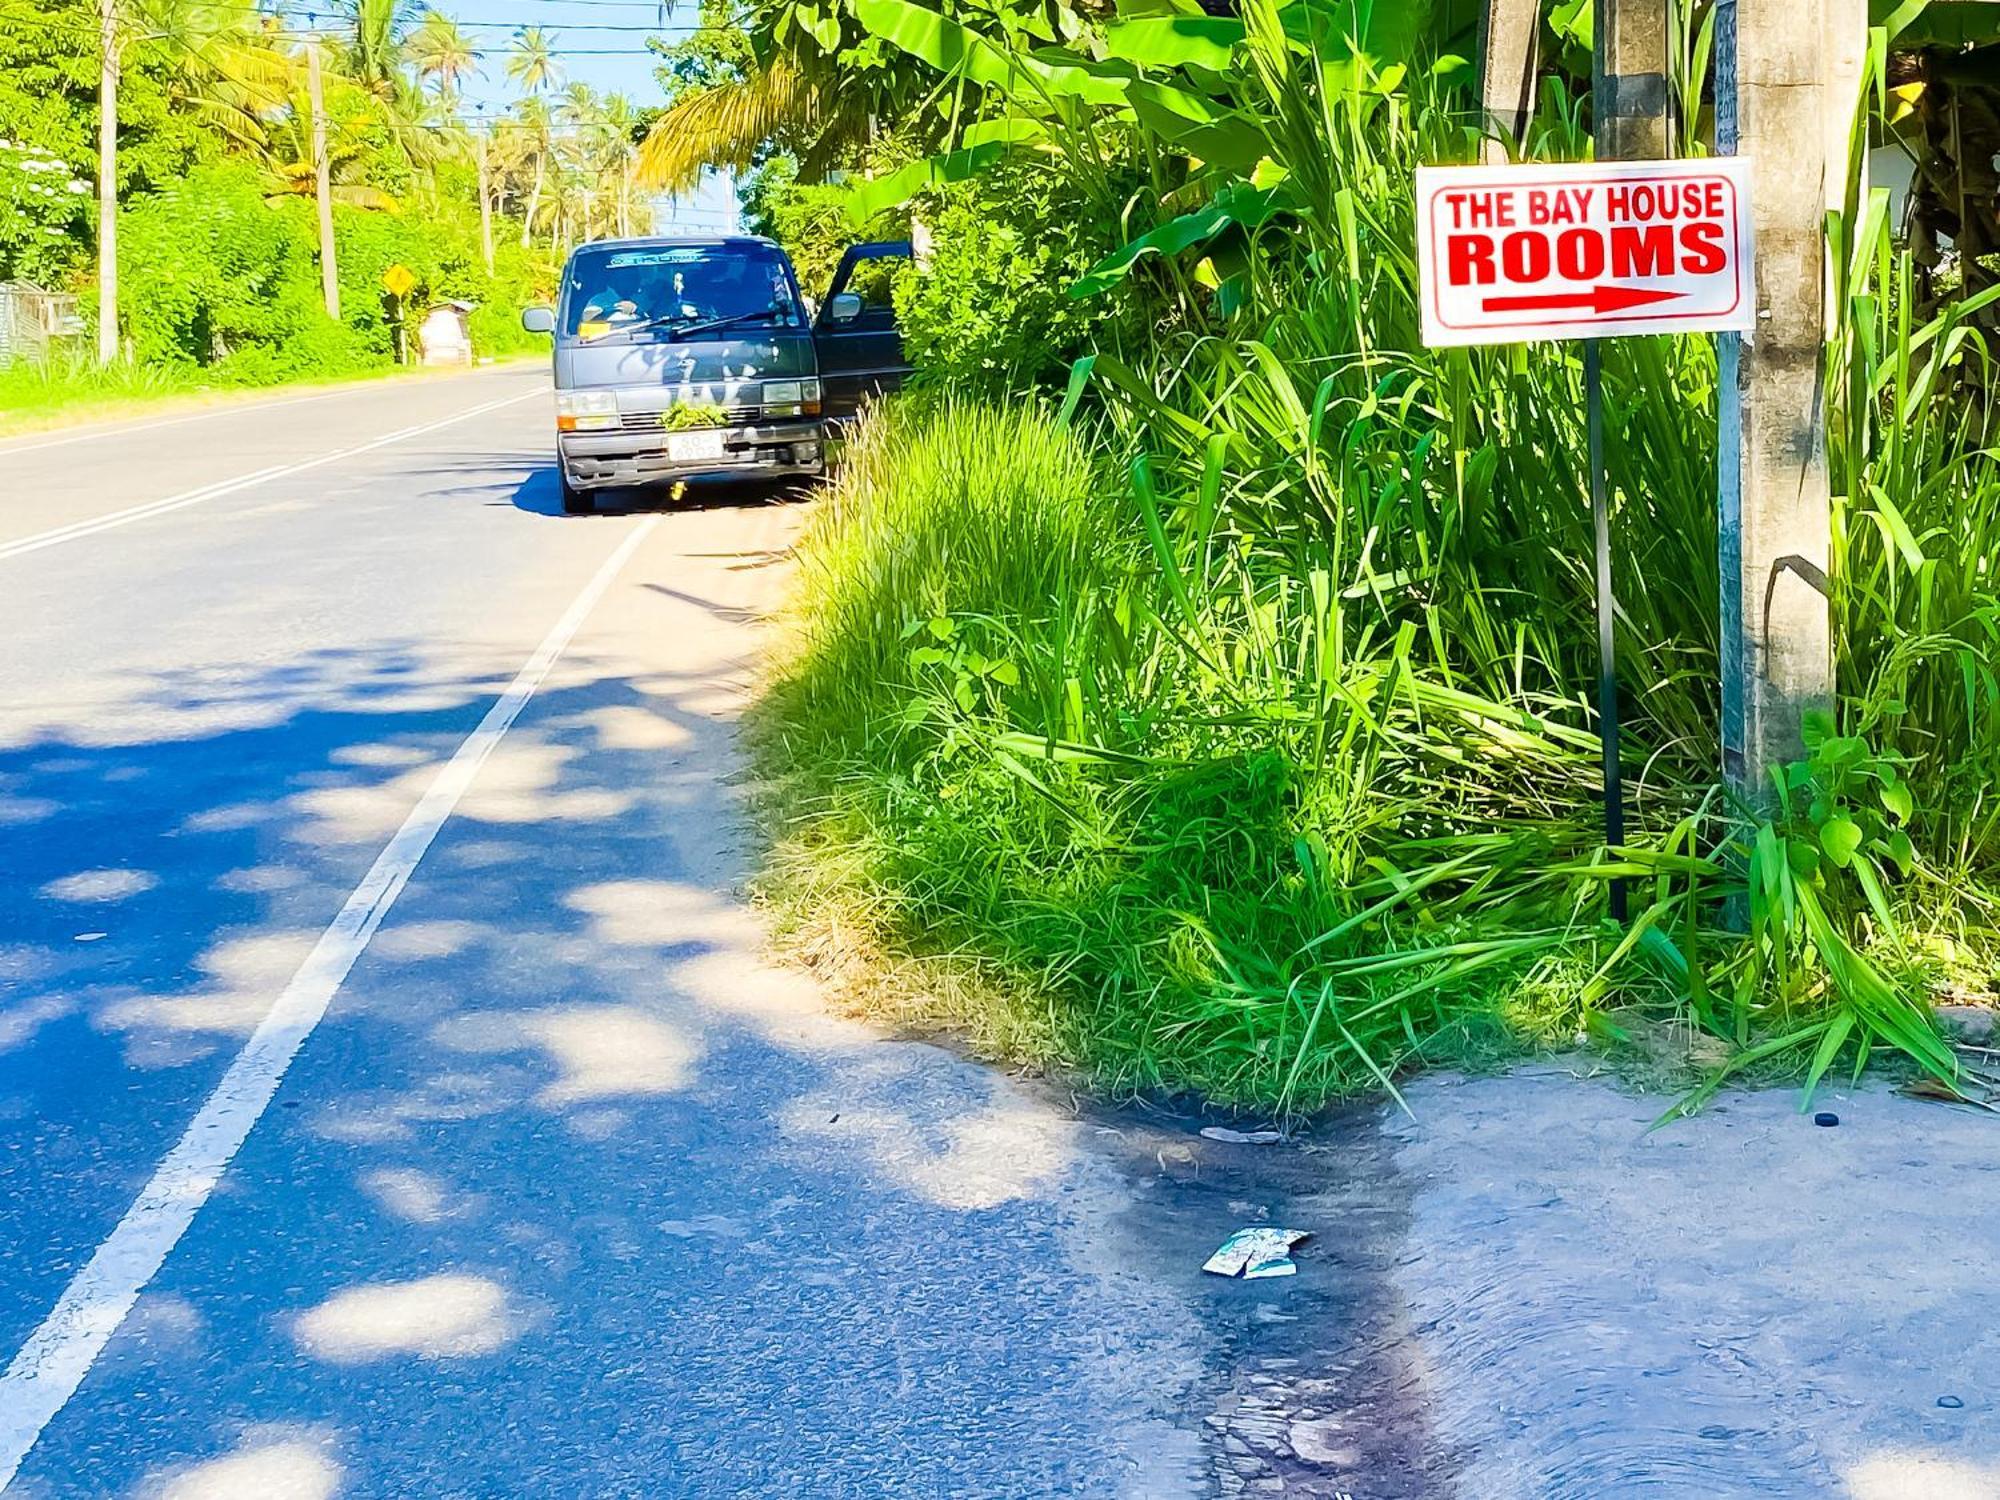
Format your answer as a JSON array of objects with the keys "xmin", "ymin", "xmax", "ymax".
[{"xmin": 1480, "ymin": 285, "xmax": 1688, "ymax": 315}]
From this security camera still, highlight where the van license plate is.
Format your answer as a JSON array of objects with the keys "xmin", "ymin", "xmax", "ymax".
[{"xmin": 666, "ymin": 430, "xmax": 726, "ymax": 463}]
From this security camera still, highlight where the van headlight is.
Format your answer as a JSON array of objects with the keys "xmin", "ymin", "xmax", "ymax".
[
  {"xmin": 555, "ymin": 389, "xmax": 619, "ymax": 432},
  {"xmin": 761, "ymin": 378, "xmax": 821, "ymax": 416}
]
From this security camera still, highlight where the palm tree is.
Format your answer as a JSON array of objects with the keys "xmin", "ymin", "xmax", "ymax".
[
  {"xmin": 510, "ymin": 93, "xmax": 555, "ymax": 247},
  {"xmin": 507, "ymin": 27, "xmax": 562, "ymax": 246},
  {"xmin": 635, "ymin": 54, "xmax": 843, "ymax": 196},
  {"xmin": 262, "ymin": 66, "xmax": 401, "ymax": 211},
  {"xmin": 506, "ymin": 25, "xmax": 562, "ymax": 95},
  {"xmin": 598, "ymin": 92, "xmax": 639, "ymax": 237},
  {"xmin": 340, "ymin": 0, "xmax": 417, "ymax": 94},
  {"xmin": 409, "ymin": 10, "xmax": 478, "ymax": 105}
]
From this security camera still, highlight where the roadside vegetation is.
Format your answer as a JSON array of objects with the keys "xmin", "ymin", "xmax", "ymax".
[
  {"xmin": 0, "ymin": 1, "xmax": 652, "ymax": 419},
  {"xmin": 741, "ymin": 0, "xmax": 2000, "ymax": 1112}
]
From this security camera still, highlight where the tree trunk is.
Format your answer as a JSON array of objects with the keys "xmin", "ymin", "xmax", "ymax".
[
  {"xmin": 308, "ymin": 43, "xmax": 340, "ymax": 320},
  {"xmin": 522, "ymin": 150, "xmax": 544, "ymax": 248},
  {"xmin": 477, "ymin": 126, "xmax": 494, "ymax": 273},
  {"xmin": 96, "ymin": 0, "xmax": 118, "ymax": 366}
]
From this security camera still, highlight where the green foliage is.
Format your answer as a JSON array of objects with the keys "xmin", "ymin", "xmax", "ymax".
[
  {"xmin": 740, "ymin": 154, "xmax": 883, "ymax": 299},
  {"xmin": 2, "ymin": 0, "xmax": 595, "ymax": 405},
  {"xmin": 891, "ymin": 157, "xmax": 1130, "ymax": 396},
  {"xmin": 760, "ymin": 0, "xmax": 2000, "ymax": 1113},
  {"xmin": 652, "ymin": 0, "xmax": 755, "ymax": 105},
  {"xmin": 0, "ymin": 137, "xmax": 93, "ymax": 284},
  {"xmin": 103, "ymin": 159, "xmax": 548, "ymax": 382},
  {"xmin": 0, "ymin": 0, "xmax": 223, "ymax": 285}
]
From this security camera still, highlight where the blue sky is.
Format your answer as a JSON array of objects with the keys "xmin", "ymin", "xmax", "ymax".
[{"xmin": 438, "ymin": 0, "xmax": 738, "ymax": 232}]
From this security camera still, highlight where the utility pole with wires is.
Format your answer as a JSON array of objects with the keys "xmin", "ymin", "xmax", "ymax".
[
  {"xmin": 96, "ymin": 0, "xmax": 119, "ymax": 365},
  {"xmin": 307, "ymin": 39, "xmax": 340, "ymax": 320}
]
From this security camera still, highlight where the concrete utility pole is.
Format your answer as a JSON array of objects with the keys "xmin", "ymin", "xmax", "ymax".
[
  {"xmin": 1596, "ymin": 0, "xmax": 1671, "ymax": 159},
  {"xmin": 307, "ymin": 42, "xmax": 341, "ymax": 321},
  {"xmin": 1477, "ymin": 0, "xmax": 1541, "ymax": 164},
  {"xmin": 476, "ymin": 124, "xmax": 494, "ymax": 274},
  {"xmin": 1715, "ymin": 0, "xmax": 1834, "ymax": 803},
  {"xmin": 96, "ymin": 0, "xmax": 118, "ymax": 366}
]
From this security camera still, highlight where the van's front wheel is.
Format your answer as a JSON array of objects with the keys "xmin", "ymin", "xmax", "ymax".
[{"xmin": 559, "ymin": 471, "xmax": 591, "ymax": 515}]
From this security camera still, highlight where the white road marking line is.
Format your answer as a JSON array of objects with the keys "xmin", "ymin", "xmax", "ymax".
[
  {"xmin": 0, "ymin": 515, "xmax": 660, "ymax": 1492},
  {"xmin": 0, "ymin": 367, "xmax": 539, "ymax": 457},
  {"xmin": 0, "ymin": 382, "xmax": 381, "ymax": 457},
  {"xmin": 0, "ymin": 388, "xmax": 545, "ymax": 562}
]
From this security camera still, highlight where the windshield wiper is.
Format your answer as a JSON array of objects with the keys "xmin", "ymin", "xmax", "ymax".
[
  {"xmin": 580, "ymin": 305, "xmax": 790, "ymax": 345},
  {"xmin": 580, "ymin": 311, "xmax": 683, "ymax": 344},
  {"xmin": 661, "ymin": 306, "xmax": 790, "ymax": 341}
]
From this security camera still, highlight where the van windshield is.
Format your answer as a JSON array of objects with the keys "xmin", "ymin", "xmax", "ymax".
[{"xmin": 562, "ymin": 244, "xmax": 803, "ymax": 341}]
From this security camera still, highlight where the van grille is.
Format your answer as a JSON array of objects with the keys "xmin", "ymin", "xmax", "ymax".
[{"xmin": 619, "ymin": 405, "xmax": 759, "ymax": 432}]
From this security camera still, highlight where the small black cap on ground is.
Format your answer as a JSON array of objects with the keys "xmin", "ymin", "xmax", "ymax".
[{"xmin": 1813, "ymin": 1111, "xmax": 1840, "ymax": 1127}]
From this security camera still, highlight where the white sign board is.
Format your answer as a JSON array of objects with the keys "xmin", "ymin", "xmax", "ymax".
[{"xmin": 1414, "ymin": 157, "xmax": 1754, "ymax": 347}]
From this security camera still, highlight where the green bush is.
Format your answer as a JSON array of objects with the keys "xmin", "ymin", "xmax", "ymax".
[
  {"xmin": 100, "ymin": 159, "xmax": 551, "ymax": 384},
  {"xmin": 741, "ymin": 155, "xmax": 889, "ymax": 302},
  {"xmin": 892, "ymin": 159, "xmax": 1131, "ymax": 397}
]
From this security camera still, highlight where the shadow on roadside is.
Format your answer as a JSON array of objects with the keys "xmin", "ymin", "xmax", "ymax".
[{"xmin": 508, "ymin": 462, "xmax": 821, "ymax": 519}]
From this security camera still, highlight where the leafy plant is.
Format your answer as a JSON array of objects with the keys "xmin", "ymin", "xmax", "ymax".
[{"xmin": 661, "ymin": 401, "xmax": 730, "ymax": 430}]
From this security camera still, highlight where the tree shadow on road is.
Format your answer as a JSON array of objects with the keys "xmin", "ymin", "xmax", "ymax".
[{"xmin": 0, "ymin": 613, "xmax": 1221, "ymax": 1497}]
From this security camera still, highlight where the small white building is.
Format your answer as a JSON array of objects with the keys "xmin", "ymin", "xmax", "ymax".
[{"xmin": 416, "ymin": 300, "xmax": 475, "ymax": 367}]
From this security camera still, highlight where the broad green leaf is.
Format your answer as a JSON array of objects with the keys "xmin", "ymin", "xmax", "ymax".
[
  {"xmin": 1103, "ymin": 16, "xmax": 1244, "ymax": 69},
  {"xmin": 853, "ymin": 0, "xmax": 1130, "ymax": 104},
  {"xmin": 1879, "ymin": 779, "xmax": 1914, "ymax": 823},
  {"xmin": 844, "ymin": 124, "xmax": 1043, "ymax": 224},
  {"xmin": 1883, "ymin": 828, "xmax": 1916, "ymax": 874},
  {"xmin": 1550, "ymin": 0, "xmax": 1592, "ymax": 47},
  {"xmin": 1820, "ymin": 813, "xmax": 1864, "ymax": 867},
  {"xmin": 1070, "ymin": 184, "xmax": 1290, "ymax": 298}
]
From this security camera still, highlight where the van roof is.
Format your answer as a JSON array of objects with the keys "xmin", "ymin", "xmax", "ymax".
[{"xmin": 567, "ymin": 235, "xmax": 781, "ymax": 254}]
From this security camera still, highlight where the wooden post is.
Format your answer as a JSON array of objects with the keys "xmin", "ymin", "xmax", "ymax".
[
  {"xmin": 307, "ymin": 43, "xmax": 340, "ymax": 321},
  {"xmin": 95, "ymin": 0, "xmax": 118, "ymax": 366},
  {"xmin": 476, "ymin": 123, "xmax": 494, "ymax": 274},
  {"xmin": 1477, "ymin": 0, "xmax": 1541, "ymax": 164},
  {"xmin": 1716, "ymin": 0, "xmax": 1833, "ymax": 803}
]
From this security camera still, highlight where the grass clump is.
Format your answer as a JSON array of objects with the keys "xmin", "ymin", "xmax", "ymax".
[{"xmin": 757, "ymin": 400, "xmax": 1619, "ymax": 1109}]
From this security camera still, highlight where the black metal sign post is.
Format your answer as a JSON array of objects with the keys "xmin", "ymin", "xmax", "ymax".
[{"xmin": 1583, "ymin": 339, "xmax": 1628, "ymax": 923}]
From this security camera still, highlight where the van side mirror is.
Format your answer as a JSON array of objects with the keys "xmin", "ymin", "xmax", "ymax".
[
  {"xmin": 521, "ymin": 306, "xmax": 555, "ymax": 334},
  {"xmin": 824, "ymin": 292, "xmax": 864, "ymax": 326}
]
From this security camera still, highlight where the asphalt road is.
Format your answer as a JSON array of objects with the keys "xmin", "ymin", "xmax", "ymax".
[{"xmin": 0, "ymin": 370, "xmax": 1429, "ymax": 1500}]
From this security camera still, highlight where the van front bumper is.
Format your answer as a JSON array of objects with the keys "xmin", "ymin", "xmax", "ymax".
[{"xmin": 558, "ymin": 421, "xmax": 824, "ymax": 491}]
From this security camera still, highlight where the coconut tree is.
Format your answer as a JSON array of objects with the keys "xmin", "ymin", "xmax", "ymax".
[
  {"xmin": 598, "ymin": 91, "xmax": 640, "ymax": 237},
  {"xmin": 260, "ymin": 65, "xmax": 402, "ymax": 211},
  {"xmin": 409, "ymin": 10, "xmax": 478, "ymax": 105},
  {"xmin": 509, "ymin": 92, "xmax": 555, "ymax": 246},
  {"xmin": 506, "ymin": 27, "xmax": 562, "ymax": 245},
  {"xmin": 632, "ymin": 0, "xmax": 898, "ymax": 197},
  {"xmin": 339, "ymin": 0, "xmax": 418, "ymax": 94}
]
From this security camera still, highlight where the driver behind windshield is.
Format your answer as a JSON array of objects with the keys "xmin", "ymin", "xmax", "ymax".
[{"xmin": 566, "ymin": 249, "xmax": 798, "ymax": 339}]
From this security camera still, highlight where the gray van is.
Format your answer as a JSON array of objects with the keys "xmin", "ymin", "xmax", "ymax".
[{"xmin": 521, "ymin": 235, "xmax": 911, "ymax": 513}]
